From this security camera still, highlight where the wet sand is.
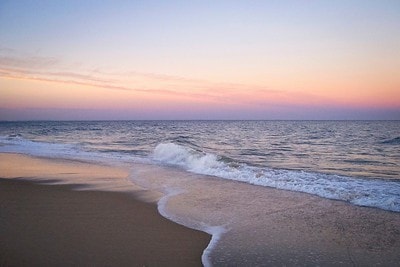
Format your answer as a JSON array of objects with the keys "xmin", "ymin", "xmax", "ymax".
[
  {"xmin": 0, "ymin": 153, "xmax": 211, "ymax": 266},
  {"xmin": 130, "ymin": 162, "xmax": 400, "ymax": 266}
]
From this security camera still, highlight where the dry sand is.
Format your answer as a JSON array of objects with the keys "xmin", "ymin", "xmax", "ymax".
[{"xmin": 0, "ymin": 153, "xmax": 211, "ymax": 266}]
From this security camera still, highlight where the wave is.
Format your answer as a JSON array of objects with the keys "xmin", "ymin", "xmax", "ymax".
[
  {"xmin": 0, "ymin": 135, "xmax": 78, "ymax": 157},
  {"xmin": 0, "ymin": 135, "xmax": 146, "ymax": 164},
  {"xmin": 153, "ymin": 142, "xmax": 400, "ymax": 212},
  {"xmin": 2, "ymin": 136, "xmax": 399, "ymax": 213},
  {"xmin": 381, "ymin": 136, "xmax": 400, "ymax": 145},
  {"xmin": 153, "ymin": 143, "xmax": 223, "ymax": 172}
]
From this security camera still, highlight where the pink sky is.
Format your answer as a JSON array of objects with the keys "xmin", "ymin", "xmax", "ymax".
[{"xmin": 1, "ymin": 1, "xmax": 399, "ymax": 120}]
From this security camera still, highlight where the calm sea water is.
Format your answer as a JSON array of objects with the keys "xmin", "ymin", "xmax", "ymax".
[{"xmin": 0, "ymin": 120, "xmax": 399, "ymax": 212}]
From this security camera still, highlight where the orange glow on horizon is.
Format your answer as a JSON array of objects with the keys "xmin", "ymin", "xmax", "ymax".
[{"xmin": 1, "ymin": 71, "xmax": 399, "ymax": 114}]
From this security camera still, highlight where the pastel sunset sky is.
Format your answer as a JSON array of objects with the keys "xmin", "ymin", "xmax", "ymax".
[{"xmin": 1, "ymin": 0, "xmax": 399, "ymax": 120}]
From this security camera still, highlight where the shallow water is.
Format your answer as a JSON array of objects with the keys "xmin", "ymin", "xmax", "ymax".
[{"xmin": 129, "ymin": 163, "xmax": 400, "ymax": 266}]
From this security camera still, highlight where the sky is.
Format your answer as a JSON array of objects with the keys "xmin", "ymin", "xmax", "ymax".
[{"xmin": 0, "ymin": 0, "xmax": 399, "ymax": 120}]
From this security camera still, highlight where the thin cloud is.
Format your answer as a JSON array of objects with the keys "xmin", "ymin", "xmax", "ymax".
[
  {"xmin": 0, "ymin": 66, "xmax": 219, "ymax": 100},
  {"xmin": 124, "ymin": 71, "xmax": 207, "ymax": 84},
  {"xmin": 0, "ymin": 55, "xmax": 59, "ymax": 69},
  {"xmin": 0, "ymin": 52, "xmax": 328, "ymax": 107},
  {"xmin": 0, "ymin": 64, "xmax": 322, "ymax": 107}
]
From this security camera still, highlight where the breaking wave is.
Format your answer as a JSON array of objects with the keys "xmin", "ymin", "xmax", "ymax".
[
  {"xmin": 1, "ymin": 135, "xmax": 399, "ymax": 213},
  {"xmin": 153, "ymin": 143, "xmax": 400, "ymax": 212}
]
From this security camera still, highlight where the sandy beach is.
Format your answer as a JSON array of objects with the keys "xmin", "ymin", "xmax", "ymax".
[
  {"xmin": 1, "ymin": 152, "xmax": 400, "ymax": 266},
  {"xmin": 0, "ymin": 153, "xmax": 210, "ymax": 266}
]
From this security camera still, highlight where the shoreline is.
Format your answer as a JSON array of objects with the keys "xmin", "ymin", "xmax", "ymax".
[
  {"xmin": 0, "ymin": 153, "xmax": 211, "ymax": 266},
  {"xmin": 2, "ymin": 152, "xmax": 400, "ymax": 266},
  {"xmin": 129, "ymin": 161, "xmax": 400, "ymax": 266},
  {"xmin": 155, "ymin": 187, "xmax": 227, "ymax": 267}
]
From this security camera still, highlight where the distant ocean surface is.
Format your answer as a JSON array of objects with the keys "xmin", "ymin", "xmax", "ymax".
[{"xmin": 0, "ymin": 120, "xmax": 399, "ymax": 212}]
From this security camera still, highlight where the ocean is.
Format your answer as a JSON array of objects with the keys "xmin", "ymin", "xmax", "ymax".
[{"xmin": 1, "ymin": 120, "xmax": 399, "ymax": 265}]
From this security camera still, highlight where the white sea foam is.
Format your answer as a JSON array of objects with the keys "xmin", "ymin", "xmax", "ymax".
[
  {"xmin": 201, "ymin": 225, "xmax": 227, "ymax": 267},
  {"xmin": 0, "ymin": 135, "xmax": 147, "ymax": 164},
  {"xmin": 153, "ymin": 142, "xmax": 400, "ymax": 212},
  {"xmin": 153, "ymin": 143, "xmax": 223, "ymax": 172},
  {"xmin": 155, "ymin": 185, "xmax": 226, "ymax": 267},
  {"xmin": 0, "ymin": 135, "xmax": 78, "ymax": 157}
]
